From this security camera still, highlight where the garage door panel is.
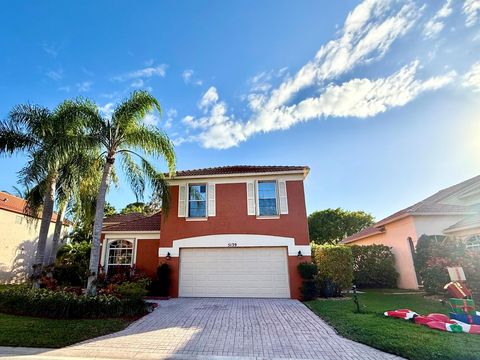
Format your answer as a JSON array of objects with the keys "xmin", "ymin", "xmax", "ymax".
[{"xmin": 179, "ymin": 247, "xmax": 290, "ymax": 298}]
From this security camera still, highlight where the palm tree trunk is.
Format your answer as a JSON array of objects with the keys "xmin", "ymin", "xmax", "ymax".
[
  {"xmin": 87, "ymin": 158, "xmax": 114, "ymax": 295},
  {"xmin": 49, "ymin": 202, "xmax": 66, "ymax": 264},
  {"xmin": 32, "ymin": 174, "xmax": 57, "ymax": 286}
]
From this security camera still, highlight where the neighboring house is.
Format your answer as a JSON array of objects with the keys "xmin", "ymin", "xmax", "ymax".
[
  {"xmin": 342, "ymin": 175, "xmax": 480, "ymax": 289},
  {"xmin": 0, "ymin": 191, "xmax": 68, "ymax": 283},
  {"xmin": 100, "ymin": 165, "xmax": 311, "ymax": 299}
]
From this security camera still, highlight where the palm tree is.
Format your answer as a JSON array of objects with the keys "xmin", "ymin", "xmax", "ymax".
[
  {"xmin": 84, "ymin": 91, "xmax": 176, "ymax": 295},
  {"xmin": 0, "ymin": 99, "xmax": 97, "ymax": 276}
]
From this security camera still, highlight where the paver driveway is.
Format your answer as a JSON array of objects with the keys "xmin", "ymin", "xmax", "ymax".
[{"xmin": 37, "ymin": 298, "xmax": 402, "ymax": 360}]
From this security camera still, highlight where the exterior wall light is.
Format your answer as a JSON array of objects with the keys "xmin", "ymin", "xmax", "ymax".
[
  {"xmin": 166, "ymin": 252, "xmax": 171, "ymax": 260},
  {"xmin": 297, "ymin": 250, "xmax": 303, "ymax": 257}
]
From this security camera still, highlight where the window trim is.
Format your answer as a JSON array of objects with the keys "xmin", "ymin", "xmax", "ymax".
[
  {"xmin": 187, "ymin": 183, "xmax": 208, "ymax": 219},
  {"xmin": 256, "ymin": 180, "xmax": 279, "ymax": 217},
  {"xmin": 104, "ymin": 238, "xmax": 136, "ymax": 273}
]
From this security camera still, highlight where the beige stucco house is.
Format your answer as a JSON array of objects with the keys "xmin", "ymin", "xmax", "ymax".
[
  {"xmin": 0, "ymin": 191, "xmax": 68, "ymax": 283},
  {"xmin": 342, "ymin": 175, "xmax": 480, "ymax": 289}
]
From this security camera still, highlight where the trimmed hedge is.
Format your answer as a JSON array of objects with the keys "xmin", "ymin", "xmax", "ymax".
[
  {"xmin": 312, "ymin": 245, "xmax": 353, "ymax": 297},
  {"xmin": 297, "ymin": 262, "xmax": 318, "ymax": 300},
  {"xmin": 0, "ymin": 286, "xmax": 149, "ymax": 319},
  {"xmin": 351, "ymin": 245, "xmax": 398, "ymax": 288}
]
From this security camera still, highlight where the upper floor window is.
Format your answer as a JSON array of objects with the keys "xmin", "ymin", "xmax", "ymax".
[
  {"xmin": 188, "ymin": 184, "xmax": 207, "ymax": 218},
  {"xmin": 257, "ymin": 181, "xmax": 278, "ymax": 216},
  {"xmin": 466, "ymin": 234, "xmax": 480, "ymax": 250}
]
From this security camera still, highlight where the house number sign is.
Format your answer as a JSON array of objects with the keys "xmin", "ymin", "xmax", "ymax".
[{"xmin": 227, "ymin": 243, "xmax": 237, "ymax": 247}]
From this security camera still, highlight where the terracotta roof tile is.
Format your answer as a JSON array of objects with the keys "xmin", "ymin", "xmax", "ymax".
[
  {"xmin": 0, "ymin": 191, "xmax": 62, "ymax": 223},
  {"xmin": 170, "ymin": 165, "xmax": 309, "ymax": 178},
  {"xmin": 102, "ymin": 212, "xmax": 161, "ymax": 232},
  {"xmin": 103, "ymin": 213, "xmax": 147, "ymax": 224}
]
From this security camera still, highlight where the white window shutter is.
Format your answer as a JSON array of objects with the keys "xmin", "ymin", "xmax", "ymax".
[
  {"xmin": 178, "ymin": 185, "xmax": 187, "ymax": 217},
  {"xmin": 278, "ymin": 180, "xmax": 288, "ymax": 214},
  {"xmin": 207, "ymin": 183, "xmax": 216, "ymax": 217},
  {"xmin": 247, "ymin": 181, "xmax": 256, "ymax": 215}
]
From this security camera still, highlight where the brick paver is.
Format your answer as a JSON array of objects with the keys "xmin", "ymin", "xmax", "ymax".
[{"xmin": 42, "ymin": 298, "xmax": 402, "ymax": 360}]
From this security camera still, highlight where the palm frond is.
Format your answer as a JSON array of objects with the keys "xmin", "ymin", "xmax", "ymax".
[
  {"xmin": 122, "ymin": 126, "xmax": 176, "ymax": 176},
  {"xmin": 112, "ymin": 90, "xmax": 161, "ymax": 132},
  {"xmin": 0, "ymin": 121, "xmax": 38, "ymax": 155},
  {"xmin": 120, "ymin": 152, "xmax": 146, "ymax": 201}
]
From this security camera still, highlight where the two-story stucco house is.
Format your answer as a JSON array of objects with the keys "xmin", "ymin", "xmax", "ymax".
[{"xmin": 101, "ymin": 165, "xmax": 311, "ymax": 299}]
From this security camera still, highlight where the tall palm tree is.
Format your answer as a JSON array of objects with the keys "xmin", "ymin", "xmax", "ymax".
[
  {"xmin": 85, "ymin": 91, "xmax": 176, "ymax": 295},
  {"xmin": 0, "ymin": 99, "xmax": 97, "ymax": 276}
]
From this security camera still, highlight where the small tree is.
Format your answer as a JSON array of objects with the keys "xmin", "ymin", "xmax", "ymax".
[
  {"xmin": 308, "ymin": 208, "xmax": 374, "ymax": 245},
  {"xmin": 313, "ymin": 245, "xmax": 353, "ymax": 297}
]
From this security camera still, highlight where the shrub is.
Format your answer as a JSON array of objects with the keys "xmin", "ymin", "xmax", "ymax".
[
  {"xmin": 297, "ymin": 262, "xmax": 318, "ymax": 301},
  {"xmin": 351, "ymin": 245, "xmax": 398, "ymax": 288},
  {"xmin": 148, "ymin": 263, "xmax": 171, "ymax": 296},
  {"xmin": 297, "ymin": 262, "xmax": 317, "ymax": 280},
  {"xmin": 420, "ymin": 263, "xmax": 450, "ymax": 295},
  {"xmin": 313, "ymin": 245, "xmax": 353, "ymax": 297},
  {"xmin": 54, "ymin": 241, "xmax": 91, "ymax": 286},
  {"xmin": 0, "ymin": 286, "xmax": 149, "ymax": 319},
  {"xmin": 114, "ymin": 279, "xmax": 150, "ymax": 299}
]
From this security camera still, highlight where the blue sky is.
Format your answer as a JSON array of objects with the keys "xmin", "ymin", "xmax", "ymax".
[{"xmin": 0, "ymin": 0, "xmax": 479, "ymax": 220}]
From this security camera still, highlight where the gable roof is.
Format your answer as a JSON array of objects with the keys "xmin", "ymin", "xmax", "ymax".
[
  {"xmin": 169, "ymin": 165, "xmax": 309, "ymax": 178},
  {"xmin": 0, "ymin": 191, "xmax": 63, "ymax": 223},
  {"xmin": 342, "ymin": 225, "xmax": 386, "ymax": 244},
  {"xmin": 342, "ymin": 175, "xmax": 480, "ymax": 244},
  {"xmin": 102, "ymin": 212, "xmax": 161, "ymax": 232}
]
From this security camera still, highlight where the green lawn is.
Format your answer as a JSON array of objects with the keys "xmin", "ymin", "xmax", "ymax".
[
  {"xmin": 306, "ymin": 290, "xmax": 480, "ymax": 360},
  {"xmin": 0, "ymin": 313, "xmax": 130, "ymax": 348}
]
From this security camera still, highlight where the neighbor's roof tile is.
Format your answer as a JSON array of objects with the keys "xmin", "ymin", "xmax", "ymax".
[
  {"xmin": 102, "ymin": 212, "xmax": 161, "ymax": 232},
  {"xmin": 0, "ymin": 191, "xmax": 63, "ymax": 223}
]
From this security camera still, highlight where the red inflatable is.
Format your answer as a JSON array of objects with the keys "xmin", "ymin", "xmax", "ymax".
[{"xmin": 414, "ymin": 313, "xmax": 450, "ymax": 325}]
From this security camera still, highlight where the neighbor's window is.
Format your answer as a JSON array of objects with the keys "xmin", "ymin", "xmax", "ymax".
[
  {"xmin": 257, "ymin": 181, "xmax": 278, "ymax": 216},
  {"xmin": 466, "ymin": 235, "xmax": 480, "ymax": 250},
  {"xmin": 107, "ymin": 240, "xmax": 133, "ymax": 274},
  {"xmin": 188, "ymin": 184, "xmax": 207, "ymax": 217}
]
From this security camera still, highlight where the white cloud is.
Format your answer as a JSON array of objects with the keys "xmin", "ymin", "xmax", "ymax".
[
  {"xmin": 99, "ymin": 103, "xmax": 115, "ymax": 118},
  {"xmin": 113, "ymin": 64, "xmax": 167, "ymax": 83},
  {"xmin": 182, "ymin": 69, "xmax": 203, "ymax": 85},
  {"xmin": 76, "ymin": 81, "xmax": 92, "ymax": 92},
  {"xmin": 463, "ymin": 0, "xmax": 480, "ymax": 27},
  {"xmin": 183, "ymin": 0, "xmax": 443, "ymax": 149},
  {"xmin": 198, "ymin": 87, "xmax": 219, "ymax": 111},
  {"xmin": 142, "ymin": 112, "xmax": 160, "ymax": 126},
  {"xmin": 182, "ymin": 69, "xmax": 194, "ymax": 83},
  {"xmin": 131, "ymin": 79, "xmax": 144, "ymax": 88},
  {"xmin": 46, "ymin": 69, "xmax": 63, "ymax": 81},
  {"xmin": 164, "ymin": 108, "xmax": 177, "ymax": 129},
  {"xmin": 423, "ymin": 0, "xmax": 453, "ymax": 39},
  {"xmin": 42, "ymin": 42, "xmax": 58, "ymax": 57},
  {"xmin": 463, "ymin": 61, "xmax": 480, "ymax": 92}
]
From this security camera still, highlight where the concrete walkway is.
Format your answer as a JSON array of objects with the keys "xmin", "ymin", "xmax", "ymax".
[{"xmin": 1, "ymin": 298, "xmax": 402, "ymax": 360}]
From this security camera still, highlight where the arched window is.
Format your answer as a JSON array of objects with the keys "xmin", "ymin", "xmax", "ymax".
[
  {"xmin": 466, "ymin": 235, "xmax": 480, "ymax": 251},
  {"xmin": 107, "ymin": 240, "xmax": 134, "ymax": 274}
]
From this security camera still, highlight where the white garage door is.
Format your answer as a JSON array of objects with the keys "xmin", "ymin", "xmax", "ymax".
[{"xmin": 179, "ymin": 247, "xmax": 290, "ymax": 298}]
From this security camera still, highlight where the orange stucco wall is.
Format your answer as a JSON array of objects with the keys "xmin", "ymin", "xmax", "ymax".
[
  {"xmin": 135, "ymin": 239, "xmax": 160, "ymax": 277},
  {"xmin": 348, "ymin": 216, "xmax": 419, "ymax": 289},
  {"xmin": 160, "ymin": 180, "xmax": 310, "ymax": 299}
]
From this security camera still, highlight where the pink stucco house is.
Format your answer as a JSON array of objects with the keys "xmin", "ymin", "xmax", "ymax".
[{"xmin": 342, "ymin": 175, "xmax": 480, "ymax": 289}]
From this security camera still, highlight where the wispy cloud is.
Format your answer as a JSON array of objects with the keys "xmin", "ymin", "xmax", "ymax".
[
  {"xmin": 99, "ymin": 103, "xmax": 115, "ymax": 118},
  {"xmin": 182, "ymin": 69, "xmax": 203, "ymax": 85},
  {"xmin": 423, "ymin": 0, "xmax": 453, "ymax": 39},
  {"xmin": 463, "ymin": 61, "xmax": 480, "ymax": 92},
  {"xmin": 42, "ymin": 42, "xmax": 59, "ymax": 57},
  {"xmin": 463, "ymin": 0, "xmax": 480, "ymax": 27},
  {"xmin": 76, "ymin": 81, "xmax": 92, "ymax": 92},
  {"xmin": 182, "ymin": 0, "xmax": 456, "ymax": 149},
  {"xmin": 46, "ymin": 69, "xmax": 63, "ymax": 81},
  {"xmin": 113, "ymin": 64, "xmax": 167, "ymax": 82},
  {"xmin": 164, "ymin": 108, "xmax": 177, "ymax": 129},
  {"xmin": 142, "ymin": 112, "xmax": 160, "ymax": 126}
]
